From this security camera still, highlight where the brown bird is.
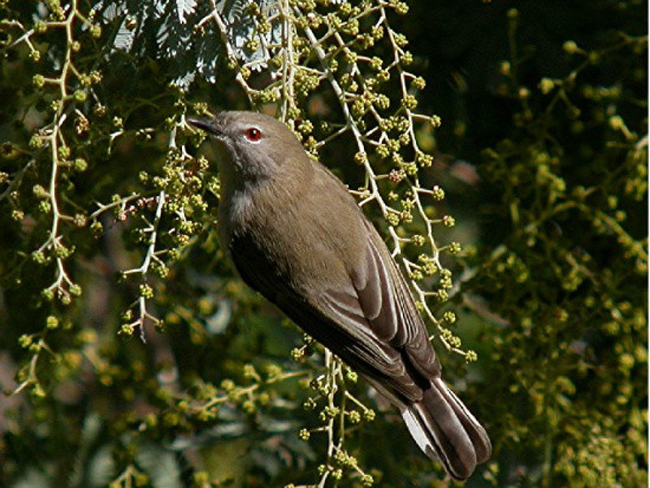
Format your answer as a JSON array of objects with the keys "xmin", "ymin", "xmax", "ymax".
[{"xmin": 189, "ymin": 111, "xmax": 491, "ymax": 480}]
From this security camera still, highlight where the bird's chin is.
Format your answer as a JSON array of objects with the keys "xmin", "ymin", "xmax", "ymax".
[{"xmin": 210, "ymin": 134, "xmax": 228, "ymax": 143}]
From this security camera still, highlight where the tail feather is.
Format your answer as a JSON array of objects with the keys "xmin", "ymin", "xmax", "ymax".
[{"xmin": 401, "ymin": 378, "xmax": 491, "ymax": 480}]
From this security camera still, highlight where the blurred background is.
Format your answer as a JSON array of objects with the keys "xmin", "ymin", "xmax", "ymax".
[{"xmin": 0, "ymin": 1, "xmax": 647, "ymax": 487}]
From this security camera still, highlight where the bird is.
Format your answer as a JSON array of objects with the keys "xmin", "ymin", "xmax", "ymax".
[{"xmin": 188, "ymin": 110, "xmax": 491, "ymax": 480}]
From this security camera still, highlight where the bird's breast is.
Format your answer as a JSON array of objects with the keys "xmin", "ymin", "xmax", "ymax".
[{"xmin": 218, "ymin": 164, "xmax": 371, "ymax": 301}]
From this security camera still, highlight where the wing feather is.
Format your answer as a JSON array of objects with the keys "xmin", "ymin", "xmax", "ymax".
[
  {"xmin": 312, "ymin": 220, "xmax": 442, "ymax": 399},
  {"xmin": 229, "ymin": 218, "xmax": 440, "ymax": 403},
  {"xmin": 353, "ymin": 221, "xmax": 440, "ymax": 378}
]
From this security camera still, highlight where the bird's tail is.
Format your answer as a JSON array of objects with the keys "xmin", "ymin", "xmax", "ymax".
[{"xmin": 401, "ymin": 377, "xmax": 492, "ymax": 481}]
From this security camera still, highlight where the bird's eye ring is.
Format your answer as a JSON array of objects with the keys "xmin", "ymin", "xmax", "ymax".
[{"xmin": 244, "ymin": 127, "xmax": 262, "ymax": 142}]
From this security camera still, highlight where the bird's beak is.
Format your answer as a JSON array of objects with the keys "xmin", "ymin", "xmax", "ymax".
[{"xmin": 187, "ymin": 117, "xmax": 225, "ymax": 138}]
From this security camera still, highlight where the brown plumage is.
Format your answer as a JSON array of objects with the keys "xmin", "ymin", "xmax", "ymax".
[{"xmin": 189, "ymin": 111, "xmax": 491, "ymax": 480}]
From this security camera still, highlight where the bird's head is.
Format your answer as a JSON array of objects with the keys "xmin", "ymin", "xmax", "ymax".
[{"xmin": 188, "ymin": 111, "xmax": 308, "ymax": 183}]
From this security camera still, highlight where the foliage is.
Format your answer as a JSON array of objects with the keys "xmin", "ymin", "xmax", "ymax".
[
  {"xmin": 0, "ymin": 1, "xmax": 646, "ymax": 488},
  {"xmin": 463, "ymin": 8, "xmax": 648, "ymax": 488}
]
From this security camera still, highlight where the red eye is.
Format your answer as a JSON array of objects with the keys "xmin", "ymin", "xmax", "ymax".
[{"xmin": 245, "ymin": 127, "xmax": 262, "ymax": 142}]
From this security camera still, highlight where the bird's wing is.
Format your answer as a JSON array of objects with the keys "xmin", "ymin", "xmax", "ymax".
[
  {"xmin": 229, "ymin": 221, "xmax": 440, "ymax": 403},
  {"xmin": 312, "ymin": 219, "xmax": 441, "ymax": 398},
  {"xmin": 356, "ymin": 220, "xmax": 438, "ymax": 356}
]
